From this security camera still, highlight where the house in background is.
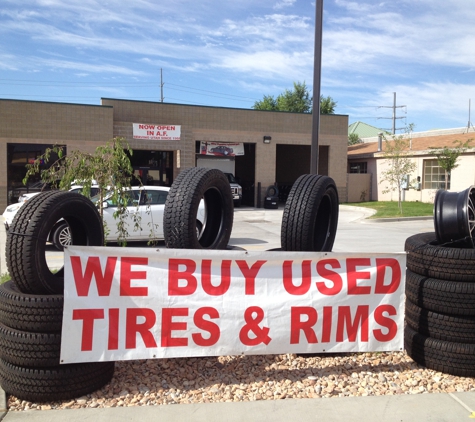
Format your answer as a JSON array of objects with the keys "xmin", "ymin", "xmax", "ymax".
[
  {"xmin": 348, "ymin": 121, "xmax": 388, "ymax": 140},
  {"xmin": 347, "ymin": 127, "xmax": 475, "ymax": 203}
]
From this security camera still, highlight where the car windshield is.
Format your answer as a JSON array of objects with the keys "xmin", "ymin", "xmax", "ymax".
[{"xmin": 225, "ymin": 173, "xmax": 237, "ymax": 184}]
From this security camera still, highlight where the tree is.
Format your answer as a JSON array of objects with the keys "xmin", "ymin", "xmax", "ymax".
[
  {"xmin": 348, "ymin": 133, "xmax": 362, "ymax": 146},
  {"xmin": 429, "ymin": 139, "xmax": 471, "ymax": 190},
  {"xmin": 320, "ymin": 95, "xmax": 337, "ymax": 114},
  {"xmin": 252, "ymin": 81, "xmax": 336, "ymax": 114},
  {"xmin": 379, "ymin": 131, "xmax": 417, "ymax": 214},
  {"xmin": 23, "ymin": 137, "xmax": 140, "ymax": 245},
  {"xmin": 252, "ymin": 94, "xmax": 278, "ymax": 111}
]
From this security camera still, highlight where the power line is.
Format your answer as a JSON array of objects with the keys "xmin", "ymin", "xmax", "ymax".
[{"xmin": 0, "ymin": 78, "xmax": 256, "ymax": 101}]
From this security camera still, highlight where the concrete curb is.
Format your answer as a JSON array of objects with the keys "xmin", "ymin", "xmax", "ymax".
[
  {"xmin": 0, "ymin": 385, "xmax": 7, "ymax": 421},
  {"xmin": 370, "ymin": 215, "xmax": 433, "ymax": 223},
  {"xmin": 339, "ymin": 205, "xmax": 433, "ymax": 223}
]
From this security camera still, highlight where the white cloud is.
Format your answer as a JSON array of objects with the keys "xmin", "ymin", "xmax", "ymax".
[{"xmin": 273, "ymin": 0, "xmax": 296, "ymax": 10}]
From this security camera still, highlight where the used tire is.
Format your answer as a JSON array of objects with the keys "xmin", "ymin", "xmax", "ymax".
[
  {"xmin": 405, "ymin": 325, "xmax": 475, "ymax": 377},
  {"xmin": 405, "ymin": 300, "xmax": 475, "ymax": 344},
  {"xmin": 6, "ymin": 191, "xmax": 104, "ymax": 294},
  {"xmin": 0, "ymin": 323, "xmax": 61, "ymax": 367},
  {"xmin": 164, "ymin": 168, "xmax": 234, "ymax": 249},
  {"xmin": 0, "ymin": 281, "xmax": 63, "ymax": 332},
  {"xmin": 0, "ymin": 359, "xmax": 114, "ymax": 402},
  {"xmin": 405, "ymin": 232, "xmax": 475, "ymax": 282},
  {"xmin": 405, "ymin": 269, "xmax": 475, "ymax": 316},
  {"xmin": 281, "ymin": 174, "xmax": 339, "ymax": 251}
]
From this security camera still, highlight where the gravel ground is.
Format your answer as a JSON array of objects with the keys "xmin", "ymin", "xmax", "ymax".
[{"xmin": 7, "ymin": 351, "xmax": 475, "ymax": 411}]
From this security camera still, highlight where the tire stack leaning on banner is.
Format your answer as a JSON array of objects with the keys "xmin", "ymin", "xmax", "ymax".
[
  {"xmin": 404, "ymin": 186, "xmax": 475, "ymax": 377},
  {"xmin": 0, "ymin": 191, "xmax": 114, "ymax": 402}
]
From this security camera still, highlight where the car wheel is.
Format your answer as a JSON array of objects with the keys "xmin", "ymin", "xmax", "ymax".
[
  {"xmin": 281, "ymin": 174, "xmax": 339, "ymax": 252},
  {"xmin": 434, "ymin": 185, "xmax": 475, "ymax": 247},
  {"xmin": 52, "ymin": 221, "xmax": 71, "ymax": 251},
  {"xmin": 0, "ymin": 281, "xmax": 63, "ymax": 332},
  {"xmin": 196, "ymin": 220, "xmax": 203, "ymax": 239},
  {"xmin": 164, "ymin": 168, "xmax": 234, "ymax": 249},
  {"xmin": 6, "ymin": 191, "xmax": 104, "ymax": 294},
  {"xmin": 0, "ymin": 359, "xmax": 114, "ymax": 402},
  {"xmin": 265, "ymin": 185, "xmax": 279, "ymax": 197}
]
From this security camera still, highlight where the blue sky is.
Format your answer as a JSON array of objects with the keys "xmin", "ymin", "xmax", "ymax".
[{"xmin": 1, "ymin": 0, "xmax": 475, "ymax": 133}]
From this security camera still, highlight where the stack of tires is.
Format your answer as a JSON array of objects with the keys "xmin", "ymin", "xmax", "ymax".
[
  {"xmin": 0, "ymin": 191, "xmax": 114, "ymax": 402},
  {"xmin": 404, "ymin": 232, "xmax": 475, "ymax": 377}
]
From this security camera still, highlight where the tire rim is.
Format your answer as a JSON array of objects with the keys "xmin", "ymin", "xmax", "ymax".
[
  {"xmin": 58, "ymin": 224, "xmax": 72, "ymax": 247},
  {"xmin": 434, "ymin": 185, "xmax": 475, "ymax": 247}
]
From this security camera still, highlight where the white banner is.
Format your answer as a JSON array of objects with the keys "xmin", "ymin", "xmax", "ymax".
[
  {"xmin": 199, "ymin": 142, "xmax": 244, "ymax": 156},
  {"xmin": 61, "ymin": 247, "xmax": 406, "ymax": 363},
  {"xmin": 133, "ymin": 123, "xmax": 181, "ymax": 140}
]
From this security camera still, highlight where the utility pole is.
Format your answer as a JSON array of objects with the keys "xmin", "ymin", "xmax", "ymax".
[
  {"xmin": 160, "ymin": 68, "xmax": 164, "ymax": 103},
  {"xmin": 466, "ymin": 99, "xmax": 475, "ymax": 133},
  {"xmin": 378, "ymin": 92, "xmax": 406, "ymax": 134},
  {"xmin": 310, "ymin": 0, "xmax": 323, "ymax": 174}
]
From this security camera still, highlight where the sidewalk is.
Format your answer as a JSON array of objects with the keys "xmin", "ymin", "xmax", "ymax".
[
  {"xmin": 2, "ymin": 205, "xmax": 469, "ymax": 422},
  {"xmin": 2, "ymin": 391, "xmax": 475, "ymax": 421}
]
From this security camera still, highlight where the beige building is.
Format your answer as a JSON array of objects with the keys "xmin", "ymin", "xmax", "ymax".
[
  {"xmin": 0, "ymin": 98, "xmax": 349, "ymax": 211},
  {"xmin": 347, "ymin": 130, "xmax": 475, "ymax": 203}
]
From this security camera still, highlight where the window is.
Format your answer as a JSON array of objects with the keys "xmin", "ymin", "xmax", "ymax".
[
  {"xmin": 7, "ymin": 143, "xmax": 63, "ymax": 205},
  {"xmin": 141, "ymin": 190, "xmax": 168, "ymax": 205},
  {"xmin": 423, "ymin": 159, "xmax": 449, "ymax": 189},
  {"xmin": 349, "ymin": 162, "xmax": 367, "ymax": 174}
]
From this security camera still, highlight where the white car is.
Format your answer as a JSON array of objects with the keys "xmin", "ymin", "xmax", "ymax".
[
  {"xmin": 2, "ymin": 185, "xmax": 100, "ymax": 231},
  {"xmin": 10, "ymin": 186, "xmax": 204, "ymax": 250}
]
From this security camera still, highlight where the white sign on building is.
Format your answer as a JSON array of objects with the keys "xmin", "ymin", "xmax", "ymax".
[{"xmin": 133, "ymin": 123, "xmax": 181, "ymax": 141}]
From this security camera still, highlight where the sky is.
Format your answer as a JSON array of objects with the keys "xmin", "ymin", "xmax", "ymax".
[{"xmin": 1, "ymin": 0, "xmax": 475, "ymax": 134}]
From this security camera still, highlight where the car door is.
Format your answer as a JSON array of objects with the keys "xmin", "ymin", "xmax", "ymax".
[
  {"xmin": 102, "ymin": 190, "xmax": 142, "ymax": 242},
  {"xmin": 139, "ymin": 189, "xmax": 168, "ymax": 240}
]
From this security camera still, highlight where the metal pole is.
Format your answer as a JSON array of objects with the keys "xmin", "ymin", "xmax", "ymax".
[
  {"xmin": 160, "ymin": 68, "xmax": 164, "ymax": 103},
  {"xmin": 392, "ymin": 92, "xmax": 396, "ymax": 135},
  {"xmin": 310, "ymin": 0, "xmax": 323, "ymax": 174}
]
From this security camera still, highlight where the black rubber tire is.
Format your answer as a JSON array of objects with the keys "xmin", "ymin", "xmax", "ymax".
[
  {"xmin": 266, "ymin": 185, "xmax": 279, "ymax": 197},
  {"xmin": 0, "ymin": 281, "xmax": 63, "ymax": 332},
  {"xmin": 405, "ymin": 325, "xmax": 475, "ymax": 377},
  {"xmin": 164, "ymin": 168, "xmax": 234, "ymax": 249},
  {"xmin": 405, "ymin": 300, "xmax": 475, "ymax": 344},
  {"xmin": 405, "ymin": 269, "xmax": 475, "ymax": 316},
  {"xmin": 405, "ymin": 232, "xmax": 475, "ymax": 282},
  {"xmin": 6, "ymin": 191, "xmax": 104, "ymax": 294},
  {"xmin": 0, "ymin": 359, "xmax": 115, "ymax": 402},
  {"xmin": 281, "ymin": 174, "xmax": 339, "ymax": 251},
  {"xmin": 51, "ymin": 221, "xmax": 71, "ymax": 251},
  {"xmin": 0, "ymin": 323, "xmax": 61, "ymax": 367}
]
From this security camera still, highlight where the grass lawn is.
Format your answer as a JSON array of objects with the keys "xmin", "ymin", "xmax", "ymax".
[
  {"xmin": 346, "ymin": 201, "xmax": 434, "ymax": 219},
  {"xmin": 0, "ymin": 273, "xmax": 10, "ymax": 284}
]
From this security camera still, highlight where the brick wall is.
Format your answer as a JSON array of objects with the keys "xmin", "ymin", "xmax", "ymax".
[
  {"xmin": 0, "ymin": 100, "xmax": 113, "ymax": 210},
  {"xmin": 102, "ymin": 99, "xmax": 349, "ymax": 204}
]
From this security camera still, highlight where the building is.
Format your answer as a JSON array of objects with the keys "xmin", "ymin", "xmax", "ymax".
[
  {"xmin": 347, "ymin": 128, "xmax": 475, "ymax": 203},
  {"xmin": 348, "ymin": 121, "xmax": 388, "ymax": 139},
  {"xmin": 0, "ymin": 98, "xmax": 349, "ymax": 211}
]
